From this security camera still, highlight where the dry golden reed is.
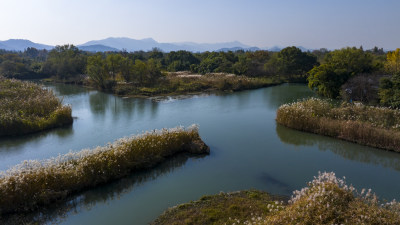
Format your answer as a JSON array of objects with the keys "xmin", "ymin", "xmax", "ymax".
[
  {"xmin": 0, "ymin": 77, "xmax": 72, "ymax": 136},
  {"xmin": 0, "ymin": 125, "xmax": 208, "ymax": 214},
  {"xmin": 276, "ymin": 98, "xmax": 400, "ymax": 152}
]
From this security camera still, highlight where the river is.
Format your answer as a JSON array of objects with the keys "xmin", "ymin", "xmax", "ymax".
[{"xmin": 1, "ymin": 83, "xmax": 400, "ymax": 224}]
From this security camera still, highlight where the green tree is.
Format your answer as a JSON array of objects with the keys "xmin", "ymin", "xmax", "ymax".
[
  {"xmin": 232, "ymin": 55, "xmax": 249, "ymax": 75},
  {"xmin": 86, "ymin": 54, "xmax": 108, "ymax": 89},
  {"xmin": 42, "ymin": 44, "xmax": 86, "ymax": 79},
  {"xmin": 264, "ymin": 46, "xmax": 317, "ymax": 80},
  {"xmin": 308, "ymin": 47, "xmax": 374, "ymax": 98},
  {"xmin": 378, "ymin": 75, "xmax": 400, "ymax": 108},
  {"xmin": 105, "ymin": 53, "xmax": 123, "ymax": 80},
  {"xmin": 165, "ymin": 50, "xmax": 199, "ymax": 71},
  {"xmin": 120, "ymin": 56, "xmax": 134, "ymax": 82}
]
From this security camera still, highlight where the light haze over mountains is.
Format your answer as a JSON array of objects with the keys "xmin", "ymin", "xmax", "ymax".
[{"xmin": 0, "ymin": 37, "xmax": 297, "ymax": 52}]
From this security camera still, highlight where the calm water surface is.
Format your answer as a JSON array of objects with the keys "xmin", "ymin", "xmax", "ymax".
[{"xmin": 2, "ymin": 83, "xmax": 400, "ymax": 224}]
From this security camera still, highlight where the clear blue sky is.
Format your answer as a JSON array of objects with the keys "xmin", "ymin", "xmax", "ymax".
[{"xmin": 1, "ymin": 0, "xmax": 399, "ymax": 49}]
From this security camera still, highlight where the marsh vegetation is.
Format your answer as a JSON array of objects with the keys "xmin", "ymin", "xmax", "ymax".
[
  {"xmin": 0, "ymin": 125, "xmax": 208, "ymax": 215},
  {"xmin": 276, "ymin": 98, "xmax": 400, "ymax": 152},
  {"xmin": 0, "ymin": 77, "xmax": 72, "ymax": 136},
  {"xmin": 154, "ymin": 172, "xmax": 400, "ymax": 225}
]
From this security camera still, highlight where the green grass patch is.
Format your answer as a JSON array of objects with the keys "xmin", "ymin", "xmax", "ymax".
[
  {"xmin": 152, "ymin": 190, "xmax": 286, "ymax": 225},
  {"xmin": 276, "ymin": 98, "xmax": 400, "ymax": 152},
  {"xmin": 0, "ymin": 125, "xmax": 209, "ymax": 215},
  {"xmin": 0, "ymin": 77, "xmax": 73, "ymax": 136}
]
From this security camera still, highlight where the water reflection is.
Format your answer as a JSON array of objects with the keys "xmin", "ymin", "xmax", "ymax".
[
  {"xmin": 89, "ymin": 92, "xmax": 110, "ymax": 117},
  {"xmin": 276, "ymin": 124, "xmax": 400, "ymax": 171},
  {"xmin": 0, "ymin": 124, "xmax": 73, "ymax": 154},
  {"xmin": 43, "ymin": 82, "xmax": 91, "ymax": 96},
  {"xmin": 0, "ymin": 153, "xmax": 206, "ymax": 225},
  {"xmin": 263, "ymin": 84, "xmax": 316, "ymax": 109}
]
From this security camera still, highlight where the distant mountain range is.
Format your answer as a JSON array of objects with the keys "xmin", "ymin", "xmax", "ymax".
[
  {"xmin": 0, "ymin": 39, "xmax": 53, "ymax": 51},
  {"xmin": 0, "ymin": 37, "xmax": 312, "ymax": 52},
  {"xmin": 78, "ymin": 37, "xmax": 256, "ymax": 52}
]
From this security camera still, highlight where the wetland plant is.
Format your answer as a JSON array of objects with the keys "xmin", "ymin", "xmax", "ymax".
[
  {"xmin": 0, "ymin": 77, "xmax": 72, "ymax": 136},
  {"xmin": 276, "ymin": 98, "xmax": 400, "ymax": 152},
  {"xmin": 0, "ymin": 125, "xmax": 209, "ymax": 215}
]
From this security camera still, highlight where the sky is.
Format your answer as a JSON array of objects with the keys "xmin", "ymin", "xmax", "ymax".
[{"xmin": 1, "ymin": 0, "xmax": 399, "ymax": 49}]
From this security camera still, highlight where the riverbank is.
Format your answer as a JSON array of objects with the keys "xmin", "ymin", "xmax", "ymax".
[
  {"xmin": 153, "ymin": 172, "xmax": 400, "ymax": 224},
  {"xmin": 42, "ymin": 72, "xmax": 283, "ymax": 98},
  {"xmin": 0, "ymin": 77, "xmax": 72, "ymax": 136},
  {"xmin": 114, "ymin": 73, "xmax": 282, "ymax": 97},
  {"xmin": 276, "ymin": 98, "xmax": 400, "ymax": 152},
  {"xmin": 0, "ymin": 125, "xmax": 209, "ymax": 215}
]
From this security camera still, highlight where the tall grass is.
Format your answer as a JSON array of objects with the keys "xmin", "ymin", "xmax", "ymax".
[
  {"xmin": 265, "ymin": 172, "xmax": 400, "ymax": 224},
  {"xmin": 154, "ymin": 172, "xmax": 400, "ymax": 225},
  {"xmin": 0, "ymin": 125, "xmax": 209, "ymax": 215},
  {"xmin": 0, "ymin": 77, "xmax": 73, "ymax": 136},
  {"xmin": 115, "ymin": 72, "xmax": 280, "ymax": 96},
  {"xmin": 276, "ymin": 98, "xmax": 400, "ymax": 152}
]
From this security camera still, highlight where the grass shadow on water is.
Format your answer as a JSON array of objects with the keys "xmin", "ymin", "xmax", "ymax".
[{"xmin": 276, "ymin": 124, "xmax": 400, "ymax": 171}]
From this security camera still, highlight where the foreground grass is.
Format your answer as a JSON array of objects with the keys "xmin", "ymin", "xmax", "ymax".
[
  {"xmin": 276, "ymin": 98, "xmax": 400, "ymax": 152},
  {"xmin": 152, "ymin": 190, "xmax": 286, "ymax": 225},
  {"xmin": 114, "ymin": 72, "xmax": 282, "ymax": 97},
  {"xmin": 154, "ymin": 172, "xmax": 400, "ymax": 225},
  {"xmin": 0, "ymin": 77, "xmax": 72, "ymax": 136},
  {"xmin": 0, "ymin": 125, "xmax": 209, "ymax": 215}
]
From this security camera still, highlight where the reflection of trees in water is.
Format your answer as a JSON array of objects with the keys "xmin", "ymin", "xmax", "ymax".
[
  {"xmin": 0, "ymin": 153, "xmax": 206, "ymax": 225},
  {"xmin": 88, "ymin": 92, "xmax": 160, "ymax": 122},
  {"xmin": 44, "ymin": 83, "xmax": 90, "ymax": 96},
  {"xmin": 263, "ymin": 84, "xmax": 315, "ymax": 109},
  {"xmin": 150, "ymin": 101, "xmax": 159, "ymax": 118},
  {"xmin": 0, "ymin": 124, "xmax": 73, "ymax": 154},
  {"xmin": 276, "ymin": 124, "xmax": 400, "ymax": 171},
  {"xmin": 89, "ymin": 92, "xmax": 110, "ymax": 117}
]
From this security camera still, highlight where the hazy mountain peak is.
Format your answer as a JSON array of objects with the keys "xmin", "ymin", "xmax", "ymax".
[
  {"xmin": 0, "ymin": 39, "xmax": 53, "ymax": 51},
  {"xmin": 0, "ymin": 37, "xmax": 262, "ymax": 53},
  {"xmin": 78, "ymin": 37, "xmax": 255, "ymax": 52}
]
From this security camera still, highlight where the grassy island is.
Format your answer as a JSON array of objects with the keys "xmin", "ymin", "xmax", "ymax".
[
  {"xmin": 0, "ymin": 125, "xmax": 209, "ymax": 215},
  {"xmin": 113, "ymin": 72, "xmax": 280, "ymax": 97},
  {"xmin": 0, "ymin": 77, "xmax": 72, "ymax": 136},
  {"xmin": 276, "ymin": 98, "xmax": 400, "ymax": 152},
  {"xmin": 154, "ymin": 172, "xmax": 400, "ymax": 225}
]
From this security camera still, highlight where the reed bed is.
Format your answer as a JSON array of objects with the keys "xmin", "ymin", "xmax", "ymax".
[
  {"xmin": 115, "ymin": 73, "xmax": 279, "ymax": 96},
  {"xmin": 0, "ymin": 77, "xmax": 72, "ymax": 136},
  {"xmin": 154, "ymin": 172, "xmax": 400, "ymax": 225},
  {"xmin": 276, "ymin": 98, "xmax": 400, "ymax": 152},
  {"xmin": 0, "ymin": 125, "xmax": 209, "ymax": 215},
  {"xmin": 265, "ymin": 172, "xmax": 400, "ymax": 224}
]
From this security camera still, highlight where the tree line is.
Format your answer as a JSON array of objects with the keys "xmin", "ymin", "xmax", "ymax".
[{"xmin": 0, "ymin": 45, "xmax": 399, "ymax": 107}]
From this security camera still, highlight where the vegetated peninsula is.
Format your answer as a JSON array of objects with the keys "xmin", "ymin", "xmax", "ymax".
[
  {"xmin": 276, "ymin": 98, "xmax": 400, "ymax": 152},
  {"xmin": 0, "ymin": 125, "xmax": 209, "ymax": 215},
  {"xmin": 274, "ymin": 47, "xmax": 400, "ymax": 152},
  {"xmin": 153, "ymin": 172, "xmax": 400, "ymax": 224},
  {"xmin": 0, "ymin": 77, "xmax": 72, "ymax": 136}
]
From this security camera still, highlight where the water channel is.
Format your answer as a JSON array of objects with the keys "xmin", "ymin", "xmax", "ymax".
[{"xmin": 1, "ymin": 83, "xmax": 400, "ymax": 224}]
